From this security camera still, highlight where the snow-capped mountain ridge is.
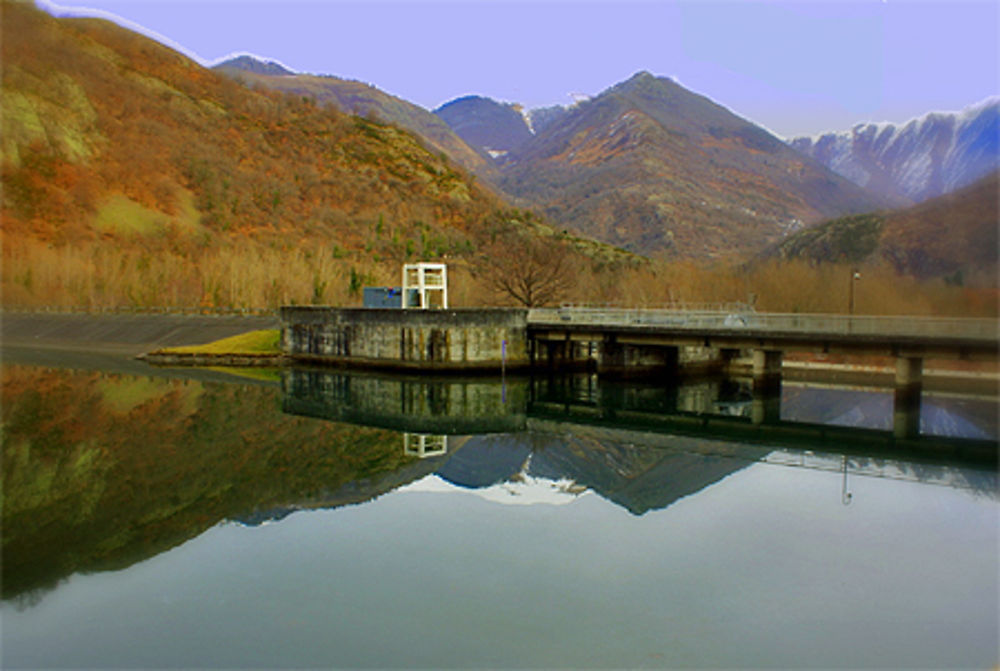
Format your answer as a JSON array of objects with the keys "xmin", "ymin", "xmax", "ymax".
[
  {"xmin": 799, "ymin": 96, "xmax": 999, "ymax": 144},
  {"xmin": 790, "ymin": 98, "xmax": 999, "ymax": 203},
  {"xmin": 398, "ymin": 471, "xmax": 589, "ymax": 507}
]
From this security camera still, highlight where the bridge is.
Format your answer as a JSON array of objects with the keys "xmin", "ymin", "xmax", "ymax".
[
  {"xmin": 526, "ymin": 307, "xmax": 999, "ymax": 439},
  {"xmin": 526, "ymin": 307, "xmax": 996, "ymax": 351}
]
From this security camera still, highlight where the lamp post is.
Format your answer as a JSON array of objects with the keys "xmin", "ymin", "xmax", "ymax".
[
  {"xmin": 848, "ymin": 269, "xmax": 861, "ymax": 315},
  {"xmin": 846, "ymin": 269, "xmax": 861, "ymax": 334},
  {"xmin": 847, "ymin": 268, "xmax": 861, "ymax": 330}
]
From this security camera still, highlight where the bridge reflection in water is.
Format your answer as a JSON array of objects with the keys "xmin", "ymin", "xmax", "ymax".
[{"xmin": 281, "ymin": 368, "xmax": 998, "ymax": 470}]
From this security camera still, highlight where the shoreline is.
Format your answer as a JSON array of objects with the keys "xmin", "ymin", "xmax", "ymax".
[
  {"xmin": 137, "ymin": 351, "xmax": 286, "ymax": 367},
  {"xmin": 3, "ymin": 311, "xmax": 998, "ymax": 395}
]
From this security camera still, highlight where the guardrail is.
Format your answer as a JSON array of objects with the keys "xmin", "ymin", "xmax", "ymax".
[{"xmin": 528, "ymin": 307, "xmax": 999, "ymax": 341}]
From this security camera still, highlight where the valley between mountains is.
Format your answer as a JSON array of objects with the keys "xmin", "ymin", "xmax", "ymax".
[{"xmin": 2, "ymin": 1, "xmax": 997, "ymax": 316}]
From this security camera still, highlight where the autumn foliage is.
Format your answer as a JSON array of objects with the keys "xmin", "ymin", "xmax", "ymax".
[
  {"xmin": 1, "ymin": 2, "xmax": 994, "ymax": 318},
  {"xmin": 1, "ymin": 1, "xmax": 503, "ymax": 306}
]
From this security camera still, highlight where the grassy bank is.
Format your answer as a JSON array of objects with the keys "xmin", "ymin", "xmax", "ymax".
[
  {"xmin": 141, "ymin": 329, "xmax": 283, "ymax": 367},
  {"xmin": 152, "ymin": 329, "xmax": 281, "ymax": 355}
]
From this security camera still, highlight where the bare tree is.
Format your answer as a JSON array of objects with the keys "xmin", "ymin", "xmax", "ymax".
[{"xmin": 477, "ymin": 231, "xmax": 575, "ymax": 307}]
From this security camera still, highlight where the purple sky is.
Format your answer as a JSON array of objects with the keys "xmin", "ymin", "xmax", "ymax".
[{"xmin": 40, "ymin": 0, "xmax": 999, "ymax": 138}]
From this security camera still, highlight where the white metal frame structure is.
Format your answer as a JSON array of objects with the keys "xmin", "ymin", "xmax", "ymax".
[
  {"xmin": 403, "ymin": 434, "xmax": 448, "ymax": 458},
  {"xmin": 402, "ymin": 263, "xmax": 448, "ymax": 309}
]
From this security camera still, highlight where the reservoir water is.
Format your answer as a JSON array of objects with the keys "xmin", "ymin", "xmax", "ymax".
[{"xmin": 2, "ymin": 356, "xmax": 997, "ymax": 669}]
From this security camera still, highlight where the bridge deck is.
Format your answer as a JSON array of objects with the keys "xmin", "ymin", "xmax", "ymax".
[{"xmin": 527, "ymin": 308, "xmax": 999, "ymax": 357}]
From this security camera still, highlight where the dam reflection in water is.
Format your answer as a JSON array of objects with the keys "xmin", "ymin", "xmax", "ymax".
[{"xmin": 282, "ymin": 367, "xmax": 998, "ymax": 463}]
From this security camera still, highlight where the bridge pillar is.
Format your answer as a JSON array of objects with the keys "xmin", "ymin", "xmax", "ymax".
[
  {"xmin": 634, "ymin": 344, "xmax": 679, "ymax": 378},
  {"xmin": 720, "ymin": 348, "xmax": 742, "ymax": 375},
  {"xmin": 597, "ymin": 336, "xmax": 625, "ymax": 376},
  {"xmin": 751, "ymin": 349, "xmax": 782, "ymax": 425},
  {"xmin": 538, "ymin": 334, "xmax": 602, "ymax": 372},
  {"xmin": 543, "ymin": 338, "xmax": 570, "ymax": 371},
  {"xmin": 893, "ymin": 356, "xmax": 923, "ymax": 439},
  {"xmin": 598, "ymin": 336, "xmax": 679, "ymax": 379}
]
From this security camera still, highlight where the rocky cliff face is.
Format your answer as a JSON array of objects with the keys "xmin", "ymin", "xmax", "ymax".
[{"xmin": 789, "ymin": 98, "xmax": 999, "ymax": 204}]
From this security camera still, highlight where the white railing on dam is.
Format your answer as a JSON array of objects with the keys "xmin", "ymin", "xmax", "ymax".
[{"xmin": 527, "ymin": 307, "xmax": 999, "ymax": 342}]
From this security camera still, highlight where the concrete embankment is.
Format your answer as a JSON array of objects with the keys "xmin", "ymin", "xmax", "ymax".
[
  {"xmin": 1, "ymin": 312, "xmax": 280, "ymax": 356},
  {"xmin": 1, "ymin": 312, "xmax": 281, "ymax": 379}
]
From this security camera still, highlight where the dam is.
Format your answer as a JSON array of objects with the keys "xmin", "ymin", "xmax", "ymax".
[{"xmin": 280, "ymin": 303, "xmax": 998, "ymax": 440}]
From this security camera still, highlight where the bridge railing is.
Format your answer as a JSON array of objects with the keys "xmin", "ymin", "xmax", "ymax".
[
  {"xmin": 557, "ymin": 301, "xmax": 756, "ymax": 313},
  {"xmin": 527, "ymin": 307, "xmax": 999, "ymax": 341}
]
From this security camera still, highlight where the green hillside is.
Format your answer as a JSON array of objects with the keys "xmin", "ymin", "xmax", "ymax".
[{"xmin": 769, "ymin": 171, "xmax": 999, "ymax": 285}]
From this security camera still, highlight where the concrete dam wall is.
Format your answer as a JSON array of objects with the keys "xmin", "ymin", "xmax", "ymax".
[{"xmin": 280, "ymin": 307, "xmax": 529, "ymax": 372}]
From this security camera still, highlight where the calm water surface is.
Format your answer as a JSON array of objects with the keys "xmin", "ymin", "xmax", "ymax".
[{"xmin": 2, "ymin": 361, "xmax": 997, "ymax": 669}]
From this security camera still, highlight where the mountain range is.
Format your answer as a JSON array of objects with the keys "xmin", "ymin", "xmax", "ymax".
[
  {"xmin": 443, "ymin": 72, "xmax": 896, "ymax": 258},
  {"xmin": 216, "ymin": 58, "xmax": 901, "ymax": 259},
  {"xmin": 790, "ymin": 98, "xmax": 999, "ymax": 204},
  {"xmin": 3, "ymin": 1, "xmax": 997, "ymax": 308},
  {"xmin": 173, "ymin": 54, "xmax": 998, "ymax": 264}
]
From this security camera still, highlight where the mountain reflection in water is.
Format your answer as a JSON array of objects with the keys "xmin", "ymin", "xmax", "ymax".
[
  {"xmin": 3, "ymin": 360, "xmax": 998, "ymax": 669},
  {"xmin": 3, "ymin": 363, "xmax": 995, "ymax": 606}
]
